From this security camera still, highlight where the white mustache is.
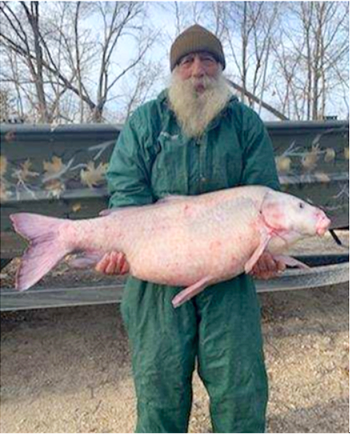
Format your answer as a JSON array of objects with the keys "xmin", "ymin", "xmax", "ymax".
[{"xmin": 189, "ymin": 76, "xmax": 215, "ymax": 90}]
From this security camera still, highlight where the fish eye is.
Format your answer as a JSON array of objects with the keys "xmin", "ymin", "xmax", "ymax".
[{"xmin": 299, "ymin": 202, "xmax": 305, "ymax": 209}]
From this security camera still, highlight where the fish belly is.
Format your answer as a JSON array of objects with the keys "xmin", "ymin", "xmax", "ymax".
[{"xmin": 122, "ymin": 196, "xmax": 262, "ymax": 287}]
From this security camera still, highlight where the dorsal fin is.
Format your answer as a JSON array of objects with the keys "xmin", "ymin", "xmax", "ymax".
[
  {"xmin": 99, "ymin": 206, "xmax": 140, "ymax": 217},
  {"xmin": 99, "ymin": 209, "xmax": 117, "ymax": 216}
]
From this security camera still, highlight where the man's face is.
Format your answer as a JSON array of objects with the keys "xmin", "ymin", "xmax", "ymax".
[
  {"xmin": 168, "ymin": 53, "xmax": 231, "ymax": 138},
  {"xmin": 177, "ymin": 52, "xmax": 220, "ymax": 92}
]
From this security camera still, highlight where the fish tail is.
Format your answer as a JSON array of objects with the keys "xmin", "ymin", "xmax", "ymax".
[{"xmin": 10, "ymin": 213, "xmax": 71, "ymax": 291}]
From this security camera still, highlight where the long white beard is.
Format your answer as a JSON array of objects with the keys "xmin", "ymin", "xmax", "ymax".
[{"xmin": 168, "ymin": 70, "xmax": 233, "ymax": 138}]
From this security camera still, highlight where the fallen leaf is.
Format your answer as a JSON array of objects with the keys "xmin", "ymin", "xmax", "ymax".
[
  {"xmin": 342, "ymin": 366, "xmax": 349, "ymax": 377},
  {"xmin": 72, "ymin": 203, "xmax": 82, "ymax": 213},
  {"xmin": 12, "ymin": 160, "xmax": 39, "ymax": 181},
  {"xmin": 44, "ymin": 179, "xmax": 65, "ymax": 198},
  {"xmin": 324, "ymin": 148, "xmax": 335, "ymax": 163},
  {"xmin": 4, "ymin": 131, "xmax": 15, "ymax": 142},
  {"xmin": 43, "ymin": 156, "xmax": 65, "ymax": 176},
  {"xmin": 80, "ymin": 162, "xmax": 108, "ymax": 188},
  {"xmin": 314, "ymin": 172, "xmax": 330, "ymax": 183},
  {"xmin": 0, "ymin": 179, "xmax": 10, "ymax": 202},
  {"xmin": 302, "ymin": 149, "xmax": 318, "ymax": 171},
  {"xmin": 275, "ymin": 156, "xmax": 291, "ymax": 173},
  {"xmin": 52, "ymin": 269, "xmax": 67, "ymax": 277},
  {"xmin": 0, "ymin": 155, "xmax": 8, "ymax": 176}
]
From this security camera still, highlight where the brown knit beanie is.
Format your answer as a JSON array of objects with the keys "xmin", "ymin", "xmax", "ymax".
[{"xmin": 170, "ymin": 24, "xmax": 226, "ymax": 71}]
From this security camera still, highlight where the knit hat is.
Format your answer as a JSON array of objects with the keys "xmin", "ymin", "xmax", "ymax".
[{"xmin": 170, "ymin": 24, "xmax": 226, "ymax": 71}]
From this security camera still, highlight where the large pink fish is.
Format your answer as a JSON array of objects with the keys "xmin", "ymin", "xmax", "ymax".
[{"xmin": 10, "ymin": 186, "xmax": 330, "ymax": 307}]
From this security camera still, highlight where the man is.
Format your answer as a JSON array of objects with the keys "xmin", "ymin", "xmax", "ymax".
[{"xmin": 96, "ymin": 24, "xmax": 284, "ymax": 433}]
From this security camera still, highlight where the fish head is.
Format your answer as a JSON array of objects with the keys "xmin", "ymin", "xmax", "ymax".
[{"xmin": 261, "ymin": 190, "xmax": 331, "ymax": 237}]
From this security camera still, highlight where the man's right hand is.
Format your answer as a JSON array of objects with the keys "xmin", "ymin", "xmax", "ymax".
[{"xmin": 95, "ymin": 252, "xmax": 130, "ymax": 275}]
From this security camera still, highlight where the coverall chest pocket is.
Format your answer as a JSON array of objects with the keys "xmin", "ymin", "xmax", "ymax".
[{"xmin": 151, "ymin": 133, "xmax": 189, "ymax": 197}]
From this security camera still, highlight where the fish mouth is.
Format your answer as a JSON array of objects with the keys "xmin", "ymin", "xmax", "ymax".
[{"xmin": 316, "ymin": 214, "xmax": 331, "ymax": 236}]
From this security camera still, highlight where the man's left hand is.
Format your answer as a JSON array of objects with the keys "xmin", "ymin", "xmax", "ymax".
[{"xmin": 249, "ymin": 252, "xmax": 286, "ymax": 280}]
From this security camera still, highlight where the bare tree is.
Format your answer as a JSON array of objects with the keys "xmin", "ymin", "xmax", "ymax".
[
  {"xmin": 1, "ymin": 48, "xmax": 26, "ymax": 119},
  {"xmin": 88, "ymin": 2, "xmax": 153, "ymax": 122},
  {"xmin": 213, "ymin": 1, "xmax": 280, "ymax": 109},
  {"xmin": 270, "ymin": 31, "xmax": 304, "ymax": 120},
  {"xmin": 0, "ymin": 2, "xmax": 50, "ymax": 121},
  {"xmin": 0, "ymin": 1, "xmax": 157, "ymax": 123},
  {"xmin": 0, "ymin": 87, "xmax": 14, "ymax": 121},
  {"xmin": 273, "ymin": 1, "xmax": 349, "ymax": 120}
]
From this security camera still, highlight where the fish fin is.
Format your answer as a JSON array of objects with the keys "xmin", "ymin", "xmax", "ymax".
[
  {"xmin": 68, "ymin": 251, "xmax": 105, "ymax": 268},
  {"xmin": 273, "ymin": 255, "xmax": 310, "ymax": 269},
  {"xmin": 10, "ymin": 213, "xmax": 70, "ymax": 291},
  {"xmin": 99, "ymin": 205, "xmax": 146, "ymax": 217},
  {"xmin": 172, "ymin": 276, "xmax": 212, "ymax": 308},
  {"xmin": 99, "ymin": 209, "xmax": 116, "ymax": 216},
  {"xmin": 99, "ymin": 208, "xmax": 129, "ymax": 217},
  {"xmin": 245, "ymin": 233, "xmax": 271, "ymax": 274}
]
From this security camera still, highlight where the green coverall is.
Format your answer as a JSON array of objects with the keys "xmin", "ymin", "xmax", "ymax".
[{"xmin": 106, "ymin": 90, "xmax": 281, "ymax": 433}]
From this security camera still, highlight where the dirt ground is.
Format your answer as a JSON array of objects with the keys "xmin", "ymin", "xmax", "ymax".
[{"xmin": 0, "ymin": 232, "xmax": 349, "ymax": 433}]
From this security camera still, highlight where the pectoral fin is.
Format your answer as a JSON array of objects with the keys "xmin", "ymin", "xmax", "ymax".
[
  {"xmin": 245, "ymin": 233, "xmax": 271, "ymax": 274},
  {"xmin": 273, "ymin": 255, "xmax": 310, "ymax": 269},
  {"xmin": 172, "ymin": 276, "xmax": 212, "ymax": 308}
]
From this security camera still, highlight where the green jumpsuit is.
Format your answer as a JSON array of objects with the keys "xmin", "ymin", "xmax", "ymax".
[{"xmin": 106, "ymin": 90, "xmax": 281, "ymax": 433}]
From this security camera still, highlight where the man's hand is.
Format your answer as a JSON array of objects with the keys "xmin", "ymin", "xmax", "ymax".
[
  {"xmin": 248, "ymin": 252, "xmax": 286, "ymax": 280},
  {"xmin": 95, "ymin": 252, "xmax": 130, "ymax": 275}
]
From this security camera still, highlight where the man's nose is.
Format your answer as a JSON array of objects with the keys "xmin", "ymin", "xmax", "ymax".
[{"xmin": 191, "ymin": 57, "xmax": 205, "ymax": 77}]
